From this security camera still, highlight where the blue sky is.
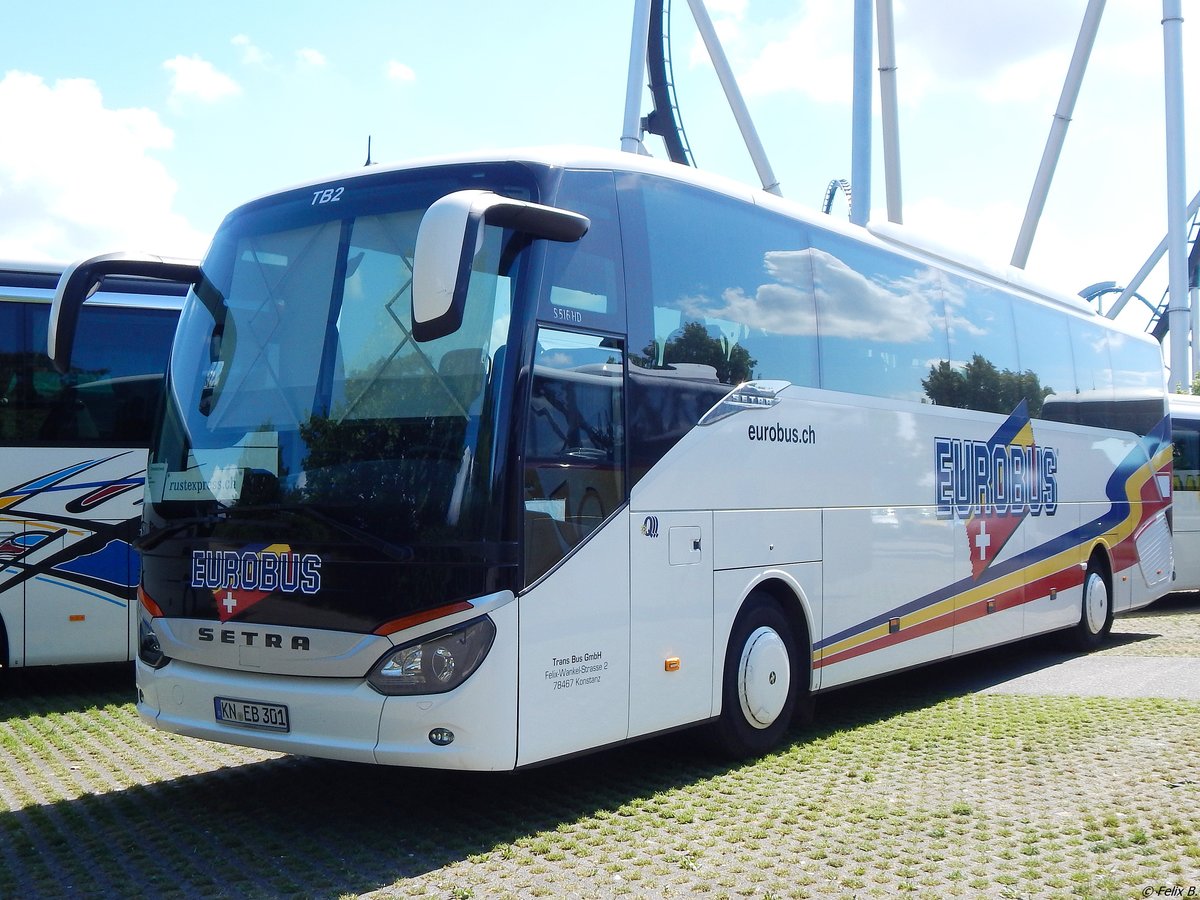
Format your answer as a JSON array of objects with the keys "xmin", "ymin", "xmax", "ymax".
[{"xmin": 0, "ymin": 1, "xmax": 1195, "ymax": 334}]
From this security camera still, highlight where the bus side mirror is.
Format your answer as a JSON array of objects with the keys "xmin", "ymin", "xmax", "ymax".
[
  {"xmin": 412, "ymin": 190, "xmax": 589, "ymax": 342},
  {"xmin": 50, "ymin": 253, "xmax": 200, "ymax": 373}
]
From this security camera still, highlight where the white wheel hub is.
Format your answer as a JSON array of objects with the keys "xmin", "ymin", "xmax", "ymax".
[
  {"xmin": 1083, "ymin": 572, "xmax": 1109, "ymax": 634},
  {"xmin": 737, "ymin": 626, "xmax": 791, "ymax": 729}
]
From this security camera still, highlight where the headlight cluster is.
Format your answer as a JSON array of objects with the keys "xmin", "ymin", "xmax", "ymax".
[
  {"xmin": 138, "ymin": 617, "xmax": 170, "ymax": 669},
  {"xmin": 367, "ymin": 616, "xmax": 495, "ymax": 696}
]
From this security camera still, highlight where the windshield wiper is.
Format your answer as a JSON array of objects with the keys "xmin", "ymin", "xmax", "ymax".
[
  {"xmin": 135, "ymin": 503, "xmax": 417, "ymax": 563},
  {"xmin": 133, "ymin": 511, "xmax": 275, "ymax": 551}
]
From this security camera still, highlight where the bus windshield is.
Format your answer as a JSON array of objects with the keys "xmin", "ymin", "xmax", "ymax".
[{"xmin": 145, "ymin": 166, "xmax": 537, "ymax": 628}]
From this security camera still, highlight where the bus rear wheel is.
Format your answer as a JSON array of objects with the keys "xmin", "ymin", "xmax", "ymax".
[
  {"xmin": 1068, "ymin": 559, "xmax": 1113, "ymax": 651},
  {"xmin": 711, "ymin": 594, "xmax": 799, "ymax": 758}
]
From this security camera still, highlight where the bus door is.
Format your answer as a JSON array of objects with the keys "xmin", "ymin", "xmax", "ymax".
[{"xmin": 516, "ymin": 327, "xmax": 632, "ymax": 764}]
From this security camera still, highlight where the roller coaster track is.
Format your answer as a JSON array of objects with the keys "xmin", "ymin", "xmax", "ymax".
[
  {"xmin": 822, "ymin": 179, "xmax": 853, "ymax": 217},
  {"xmin": 644, "ymin": 0, "xmax": 695, "ymax": 166}
]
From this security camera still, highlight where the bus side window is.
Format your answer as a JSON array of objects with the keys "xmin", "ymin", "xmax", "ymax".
[
  {"xmin": 24, "ymin": 304, "xmax": 177, "ymax": 448},
  {"xmin": 0, "ymin": 302, "xmax": 26, "ymax": 443},
  {"xmin": 1014, "ymin": 302, "xmax": 1076, "ymax": 424},
  {"xmin": 620, "ymin": 175, "xmax": 819, "ymax": 487},
  {"xmin": 1175, "ymin": 420, "xmax": 1200, "ymax": 491},
  {"xmin": 523, "ymin": 328, "xmax": 625, "ymax": 585}
]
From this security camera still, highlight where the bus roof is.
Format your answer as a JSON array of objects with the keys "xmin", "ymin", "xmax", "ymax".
[
  {"xmin": 1169, "ymin": 393, "xmax": 1200, "ymax": 413},
  {"xmin": 240, "ymin": 144, "xmax": 1127, "ymax": 332},
  {"xmin": 1, "ymin": 259, "xmax": 188, "ymax": 310}
]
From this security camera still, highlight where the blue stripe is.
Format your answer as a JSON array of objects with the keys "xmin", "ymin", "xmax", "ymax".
[
  {"xmin": 32, "ymin": 576, "xmax": 128, "ymax": 608},
  {"xmin": 17, "ymin": 460, "xmax": 104, "ymax": 492},
  {"xmin": 814, "ymin": 416, "xmax": 1169, "ymax": 652}
]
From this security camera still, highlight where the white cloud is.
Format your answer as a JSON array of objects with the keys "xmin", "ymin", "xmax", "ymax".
[
  {"xmin": 736, "ymin": 0, "xmax": 854, "ymax": 104},
  {"xmin": 385, "ymin": 60, "xmax": 416, "ymax": 84},
  {"xmin": 706, "ymin": 0, "xmax": 747, "ymax": 18},
  {"xmin": 895, "ymin": 1, "xmax": 1082, "ymax": 84},
  {"xmin": 723, "ymin": 2, "xmax": 1091, "ymax": 108},
  {"xmin": 0, "ymin": 71, "xmax": 209, "ymax": 262},
  {"xmin": 296, "ymin": 48, "xmax": 327, "ymax": 69},
  {"xmin": 690, "ymin": 0, "xmax": 746, "ymax": 59},
  {"xmin": 163, "ymin": 54, "xmax": 241, "ymax": 107},
  {"xmin": 977, "ymin": 50, "xmax": 1066, "ymax": 106},
  {"xmin": 232, "ymin": 34, "xmax": 270, "ymax": 67}
]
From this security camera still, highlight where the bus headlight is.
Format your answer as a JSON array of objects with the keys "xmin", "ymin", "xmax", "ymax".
[
  {"xmin": 367, "ymin": 616, "xmax": 496, "ymax": 696},
  {"xmin": 138, "ymin": 618, "xmax": 170, "ymax": 669}
]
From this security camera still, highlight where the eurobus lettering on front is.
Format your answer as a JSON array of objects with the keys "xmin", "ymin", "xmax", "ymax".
[
  {"xmin": 189, "ymin": 549, "xmax": 322, "ymax": 594},
  {"xmin": 934, "ymin": 436, "xmax": 1059, "ymax": 519}
]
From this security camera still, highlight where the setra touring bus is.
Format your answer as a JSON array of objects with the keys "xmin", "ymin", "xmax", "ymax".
[
  {"xmin": 51, "ymin": 148, "xmax": 1174, "ymax": 767},
  {"xmin": 2, "ymin": 261, "xmax": 182, "ymax": 669}
]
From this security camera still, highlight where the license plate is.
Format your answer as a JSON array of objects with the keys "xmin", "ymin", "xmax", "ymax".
[{"xmin": 214, "ymin": 696, "xmax": 290, "ymax": 733}]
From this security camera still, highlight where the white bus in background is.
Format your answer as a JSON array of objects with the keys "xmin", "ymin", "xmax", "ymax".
[
  {"xmin": 1169, "ymin": 393, "xmax": 1200, "ymax": 590},
  {"xmin": 0, "ymin": 261, "xmax": 183, "ymax": 670},
  {"xmin": 51, "ymin": 148, "xmax": 1174, "ymax": 768}
]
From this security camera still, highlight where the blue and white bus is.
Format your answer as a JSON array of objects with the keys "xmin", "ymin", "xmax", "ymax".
[
  {"xmin": 51, "ymin": 148, "xmax": 1174, "ymax": 766},
  {"xmin": 1, "ymin": 261, "xmax": 182, "ymax": 669}
]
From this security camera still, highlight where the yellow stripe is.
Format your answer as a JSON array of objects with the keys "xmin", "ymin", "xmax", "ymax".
[{"xmin": 823, "ymin": 452, "xmax": 1163, "ymax": 661}]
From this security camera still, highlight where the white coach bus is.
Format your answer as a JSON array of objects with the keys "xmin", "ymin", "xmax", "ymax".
[
  {"xmin": 1169, "ymin": 393, "xmax": 1200, "ymax": 590},
  {"xmin": 1, "ymin": 261, "xmax": 182, "ymax": 669},
  {"xmin": 50, "ymin": 149, "xmax": 1174, "ymax": 767}
]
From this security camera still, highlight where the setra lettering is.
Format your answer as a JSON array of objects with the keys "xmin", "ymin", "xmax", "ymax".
[{"xmin": 197, "ymin": 626, "xmax": 310, "ymax": 651}]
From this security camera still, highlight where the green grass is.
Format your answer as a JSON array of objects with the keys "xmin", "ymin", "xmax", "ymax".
[{"xmin": 0, "ymin": 600, "xmax": 1198, "ymax": 898}]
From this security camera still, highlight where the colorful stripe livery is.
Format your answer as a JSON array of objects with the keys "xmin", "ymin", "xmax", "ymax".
[
  {"xmin": 814, "ymin": 411, "xmax": 1173, "ymax": 671},
  {"xmin": 0, "ymin": 454, "xmax": 145, "ymax": 599}
]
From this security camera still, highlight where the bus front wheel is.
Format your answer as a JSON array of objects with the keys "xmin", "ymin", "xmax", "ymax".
[
  {"xmin": 1068, "ymin": 559, "xmax": 1113, "ymax": 651},
  {"xmin": 711, "ymin": 594, "xmax": 799, "ymax": 758}
]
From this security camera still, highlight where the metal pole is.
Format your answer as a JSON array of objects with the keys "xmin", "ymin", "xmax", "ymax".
[
  {"xmin": 1163, "ymin": 0, "xmax": 1189, "ymax": 388},
  {"xmin": 1011, "ymin": 0, "xmax": 1106, "ymax": 269},
  {"xmin": 876, "ymin": 0, "xmax": 902, "ymax": 224},
  {"xmin": 622, "ymin": 0, "xmax": 655, "ymax": 154},
  {"xmin": 685, "ymin": 0, "xmax": 782, "ymax": 195},
  {"xmin": 1107, "ymin": 188, "xmax": 1200, "ymax": 317},
  {"xmin": 850, "ymin": 0, "xmax": 873, "ymax": 226}
]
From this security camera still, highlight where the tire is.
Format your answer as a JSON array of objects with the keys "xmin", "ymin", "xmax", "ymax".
[
  {"xmin": 711, "ymin": 593, "xmax": 802, "ymax": 758},
  {"xmin": 1068, "ymin": 559, "xmax": 1113, "ymax": 651}
]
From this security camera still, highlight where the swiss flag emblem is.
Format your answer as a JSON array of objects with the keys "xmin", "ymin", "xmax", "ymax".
[
  {"xmin": 215, "ymin": 586, "xmax": 272, "ymax": 622},
  {"xmin": 209, "ymin": 542, "xmax": 295, "ymax": 621},
  {"xmin": 965, "ymin": 512, "xmax": 1023, "ymax": 580}
]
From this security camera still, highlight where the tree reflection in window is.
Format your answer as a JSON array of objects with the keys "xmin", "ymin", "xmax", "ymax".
[
  {"xmin": 923, "ymin": 354, "xmax": 1051, "ymax": 416},
  {"xmin": 637, "ymin": 320, "xmax": 758, "ymax": 385}
]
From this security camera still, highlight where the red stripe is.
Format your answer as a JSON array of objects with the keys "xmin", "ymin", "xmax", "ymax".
[{"xmin": 815, "ymin": 561, "xmax": 1086, "ymax": 670}]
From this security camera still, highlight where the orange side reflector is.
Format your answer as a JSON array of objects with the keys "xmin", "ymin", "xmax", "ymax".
[
  {"xmin": 69, "ymin": 615, "xmax": 86, "ymax": 623},
  {"xmin": 664, "ymin": 657, "xmax": 681, "ymax": 672}
]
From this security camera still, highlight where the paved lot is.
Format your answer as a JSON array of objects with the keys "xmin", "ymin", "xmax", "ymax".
[
  {"xmin": 971, "ymin": 593, "xmax": 1200, "ymax": 699},
  {"xmin": 1, "ymin": 593, "xmax": 1198, "ymax": 899},
  {"xmin": 982, "ymin": 653, "xmax": 1200, "ymax": 698}
]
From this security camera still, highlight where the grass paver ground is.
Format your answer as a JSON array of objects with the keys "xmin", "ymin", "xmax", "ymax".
[{"xmin": 1, "ymin": 593, "xmax": 1198, "ymax": 899}]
